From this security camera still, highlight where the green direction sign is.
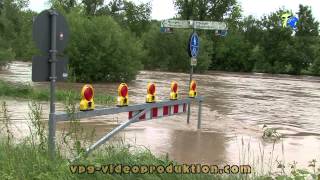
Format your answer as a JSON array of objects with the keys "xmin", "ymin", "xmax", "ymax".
[
  {"xmin": 194, "ymin": 21, "xmax": 227, "ymax": 30},
  {"xmin": 161, "ymin": 19, "xmax": 227, "ymax": 30},
  {"xmin": 161, "ymin": 19, "xmax": 190, "ymax": 29}
]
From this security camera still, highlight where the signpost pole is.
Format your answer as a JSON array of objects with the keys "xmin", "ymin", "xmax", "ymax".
[
  {"xmin": 187, "ymin": 23, "xmax": 196, "ymax": 124},
  {"xmin": 48, "ymin": 9, "xmax": 57, "ymax": 159},
  {"xmin": 197, "ymin": 99, "xmax": 202, "ymax": 129},
  {"xmin": 161, "ymin": 19, "xmax": 227, "ymax": 125}
]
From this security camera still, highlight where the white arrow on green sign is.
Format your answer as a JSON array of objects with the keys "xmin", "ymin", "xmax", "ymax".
[
  {"xmin": 194, "ymin": 21, "xmax": 227, "ymax": 30},
  {"xmin": 161, "ymin": 19, "xmax": 190, "ymax": 29},
  {"xmin": 161, "ymin": 19, "xmax": 227, "ymax": 30}
]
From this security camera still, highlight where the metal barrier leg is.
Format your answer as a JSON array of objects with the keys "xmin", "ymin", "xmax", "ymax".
[
  {"xmin": 73, "ymin": 108, "xmax": 149, "ymax": 161},
  {"xmin": 187, "ymin": 103, "xmax": 191, "ymax": 124},
  {"xmin": 197, "ymin": 100, "xmax": 202, "ymax": 129}
]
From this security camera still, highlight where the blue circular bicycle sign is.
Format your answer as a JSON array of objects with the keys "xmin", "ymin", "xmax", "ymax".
[{"xmin": 188, "ymin": 32, "xmax": 200, "ymax": 58}]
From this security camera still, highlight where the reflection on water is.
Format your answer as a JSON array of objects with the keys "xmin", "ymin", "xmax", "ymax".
[{"xmin": 1, "ymin": 61, "xmax": 320, "ymax": 168}]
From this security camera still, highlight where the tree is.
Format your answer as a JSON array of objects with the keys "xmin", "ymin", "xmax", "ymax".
[
  {"xmin": 212, "ymin": 32, "xmax": 251, "ymax": 72},
  {"xmin": 82, "ymin": 0, "xmax": 104, "ymax": 15},
  {"xmin": 174, "ymin": 0, "xmax": 238, "ymax": 21},
  {"xmin": 294, "ymin": 5, "xmax": 319, "ymax": 74},
  {"xmin": 106, "ymin": 0, "xmax": 151, "ymax": 37},
  {"xmin": 66, "ymin": 10, "xmax": 145, "ymax": 82},
  {"xmin": 50, "ymin": 0, "xmax": 78, "ymax": 12},
  {"xmin": 240, "ymin": 15, "xmax": 264, "ymax": 45},
  {"xmin": 0, "ymin": 0, "xmax": 35, "ymax": 62},
  {"xmin": 296, "ymin": 5, "xmax": 319, "ymax": 37},
  {"xmin": 121, "ymin": 1, "xmax": 151, "ymax": 36}
]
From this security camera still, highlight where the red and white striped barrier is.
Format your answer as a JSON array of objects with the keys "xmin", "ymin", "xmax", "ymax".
[{"xmin": 128, "ymin": 103, "xmax": 187, "ymax": 121}]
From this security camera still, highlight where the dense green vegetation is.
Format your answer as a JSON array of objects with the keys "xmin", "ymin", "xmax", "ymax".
[{"xmin": 0, "ymin": 0, "xmax": 319, "ymax": 82}]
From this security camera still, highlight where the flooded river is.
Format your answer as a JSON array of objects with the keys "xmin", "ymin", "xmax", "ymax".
[{"xmin": 1, "ymin": 61, "xmax": 320, "ymax": 170}]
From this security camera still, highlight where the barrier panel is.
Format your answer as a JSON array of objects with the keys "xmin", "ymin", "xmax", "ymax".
[{"xmin": 55, "ymin": 82, "xmax": 203, "ymax": 161}]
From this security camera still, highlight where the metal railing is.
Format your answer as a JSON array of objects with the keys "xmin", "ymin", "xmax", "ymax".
[{"xmin": 56, "ymin": 96, "xmax": 204, "ymax": 159}]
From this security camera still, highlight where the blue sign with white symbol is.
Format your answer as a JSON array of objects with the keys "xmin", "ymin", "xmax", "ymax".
[{"xmin": 189, "ymin": 32, "xmax": 199, "ymax": 58}]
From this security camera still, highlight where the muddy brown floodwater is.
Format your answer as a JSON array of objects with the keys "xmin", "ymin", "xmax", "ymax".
[{"xmin": 1, "ymin": 61, "xmax": 320, "ymax": 170}]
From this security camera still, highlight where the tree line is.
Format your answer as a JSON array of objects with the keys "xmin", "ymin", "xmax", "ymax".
[{"xmin": 0, "ymin": 0, "xmax": 319, "ymax": 82}]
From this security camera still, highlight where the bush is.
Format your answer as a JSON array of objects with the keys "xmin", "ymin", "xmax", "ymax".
[
  {"xmin": 66, "ymin": 10, "xmax": 144, "ymax": 82},
  {"xmin": 310, "ymin": 56, "xmax": 320, "ymax": 75},
  {"xmin": 0, "ymin": 48, "xmax": 15, "ymax": 66}
]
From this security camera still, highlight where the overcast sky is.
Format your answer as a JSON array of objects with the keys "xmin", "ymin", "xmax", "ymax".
[{"xmin": 29, "ymin": 0, "xmax": 320, "ymax": 21}]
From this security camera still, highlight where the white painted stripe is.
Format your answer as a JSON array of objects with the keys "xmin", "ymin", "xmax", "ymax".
[
  {"xmin": 158, "ymin": 107, "xmax": 163, "ymax": 117},
  {"xmin": 129, "ymin": 103, "xmax": 187, "ymax": 121},
  {"xmin": 146, "ymin": 110, "xmax": 151, "ymax": 120},
  {"xmin": 178, "ymin": 104, "xmax": 184, "ymax": 113}
]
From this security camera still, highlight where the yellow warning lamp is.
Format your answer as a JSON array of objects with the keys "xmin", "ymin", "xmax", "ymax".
[
  {"xmin": 80, "ymin": 84, "xmax": 95, "ymax": 111},
  {"xmin": 146, "ymin": 83, "xmax": 156, "ymax": 103},
  {"xmin": 189, "ymin": 80, "xmax": 197, "ymax": 98},
  {"xmin": 170, "ymin": 81, "xmax": 179, "ymax": 100},
  {"xmin": 117, "ymin": 83, "xmax": 129, "ymax": 107}
]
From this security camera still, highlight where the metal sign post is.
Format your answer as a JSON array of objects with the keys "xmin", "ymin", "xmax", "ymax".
[
  {"xmin": 187, "ymin": 23, "xmax": 199, "ymax": 124},
  {"xmin": 32, "ymin": 9, "xmax": 70, "ymax": 159},
  {"xmin": 48, "ymin": 10, "xmax": 57, "ymax": 159},
  {"xmin": 161, "ymin": 19, "xmax": 227, "ymax": 124}
]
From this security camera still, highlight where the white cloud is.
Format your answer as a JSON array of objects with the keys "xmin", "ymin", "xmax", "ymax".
[
  {"xmin": 29, "ymin": 0, "xmax": 50, "ymax": 12},
  {"xmin": 149, "ymin": 0, "xmax": 176, "ymax": 20}
]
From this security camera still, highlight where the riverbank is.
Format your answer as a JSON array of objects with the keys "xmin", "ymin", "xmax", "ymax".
[
  {"xmin": 0, "ymin": 80, "xmax": 114, "ymax": 105},
  {"xmin": 0, "ymin": 139, "xmax": 231, "ymax": 179},
  {"xmin": 0, "ymin": 129, "xmax": 317, "ymax": 179}
]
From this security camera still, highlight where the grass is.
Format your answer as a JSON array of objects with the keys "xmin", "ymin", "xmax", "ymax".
[
  {"xmin": 1, "ymin": 140, "xmax": 251, "ymax": 180},
  {"xmin": 0, "ymin": 80, "xmax": 115, "ymax": 105}
]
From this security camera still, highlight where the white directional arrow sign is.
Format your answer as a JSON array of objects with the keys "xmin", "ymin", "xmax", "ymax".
[
  {"xmin": 194, "ymin": 21, "xmax": 227, "ymax": 30},
  {"xmin": 161, "ymin": 19, "xmax": 227, "ymax": 30},
  {"xmin": 161, "ymin": 19, "xmax": 190, "ymax": 29}
]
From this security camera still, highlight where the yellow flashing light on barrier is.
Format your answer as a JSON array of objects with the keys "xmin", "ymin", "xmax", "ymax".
[
  {"xmin": 80, "ymin": 84, "xmax": 95, "ymax": 111},
  {"xmin": 146, "ymin": 83, "xmax": 156, "ymax": 103},
  {"xmin": 117, "ymin": 83, "xmax": 129, "ymax": 107},
  {"xmin": 170, "ymin": 81, "xmax": 179, "ymax": 100},
  {"xmin": 189, "ymin": 80, "xmax": 197, "ymax": 98}
]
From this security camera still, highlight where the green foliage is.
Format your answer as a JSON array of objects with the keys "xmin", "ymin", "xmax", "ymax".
[
  {"xmin": 174, "ymin": 0, "xmax": 238, "ymax": 21},
  {"xmin": 211, "ymin": 5, "xmax": 320, "ymax": 75},
  {"xmin": 108, "ymin": 0, "xmax": 152, "ymax": 37},
  {"xmin": 296, "ymin": 5, "xmax": 319, "ymax": 37},
  {"xmin": 0, "ymin": 0, "xmax": 37, "ymax": 63},
  {"xmin": 66, "ymin": 10, "xmax": 144, "ymax": 82},
  {"xmin": 0, "ymin": 47, "xmax": 15, "ymax": 66},
  {"xmin": 0, "ymin": 80, "xmax": 115, "ymax": 105},
  {"xmin": 51, "ymin": 0, "xmax": 152, "ymax": 37},
  {"xmin": 213, "ymin": 32, "xmax": 251, "ymax": 72}
]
